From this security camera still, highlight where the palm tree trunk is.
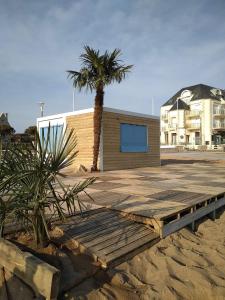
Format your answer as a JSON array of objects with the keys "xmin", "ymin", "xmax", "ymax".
[{"xmin": 92, "ymin": 85, "xmax": 104, "ymax": 171}]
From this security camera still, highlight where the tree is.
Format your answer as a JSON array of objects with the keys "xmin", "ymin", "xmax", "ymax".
[
  {"xmin": 67, "ymin": 46, "xmax": 133, "ymax": 171},
  {"xmin": 24, "ymin": 125, "xmax": 37, "ymax": 145},
  {"xmin": 24, "ymin": 125, "xmax": 37, "ymax": 136}
]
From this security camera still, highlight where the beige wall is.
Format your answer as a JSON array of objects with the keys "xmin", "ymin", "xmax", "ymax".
[
  {"xmin": 102, "ymin": 111, "xmax": 160, "ymax": 171},
  {"xmin": 66, "ymin": 112, "xmax": 94, "ymax": 170}
]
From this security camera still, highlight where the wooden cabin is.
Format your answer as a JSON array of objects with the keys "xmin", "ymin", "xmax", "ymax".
[{"xmin": 37, "ymin": 107, "xmax": 160, "ymax": 171}]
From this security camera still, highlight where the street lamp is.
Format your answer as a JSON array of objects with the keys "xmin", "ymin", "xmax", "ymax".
[
  {"xmin": 38, "ymin": 102, "xmax": 45, "ymax": 117},
  {"xmin": 73, "ymin": 88, "xmax": 75, "ymax": 111},
  {"xmin": 177, "ymin": 98, "xmax": 179, "ymax": 145}
]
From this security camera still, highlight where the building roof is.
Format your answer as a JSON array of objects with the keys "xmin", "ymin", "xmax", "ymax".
[
  {"xmin": 37, "ymin": 106, "xmax": 159, "ymax": 123},
  {"xmin": 169, "ymin": 99, "xmax": 190, "ymax": 111},
  {"xmin": 0, "ymin": 113, "xmax": 10, "ymax": 126},
  {"xmin": 162, "ymin": 84, "xmax": 225, "ymax": 107}
]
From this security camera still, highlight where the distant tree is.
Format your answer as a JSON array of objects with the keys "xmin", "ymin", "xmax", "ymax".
[
  {"xmin": 24, "ymin": 125, "xmax": 37, "ymax": 145},
  {"xmin": 67, "ymin": 46, "xmax": 133, "ymax": 171},
  {"xmin": 24, "ymin": 125, "xmax": 37, "ymax": 136}
]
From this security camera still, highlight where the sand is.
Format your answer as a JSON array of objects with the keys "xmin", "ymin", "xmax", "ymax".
[{"xmin": 64, "ymin": 208, "xmax": 225, "ymax": 300}]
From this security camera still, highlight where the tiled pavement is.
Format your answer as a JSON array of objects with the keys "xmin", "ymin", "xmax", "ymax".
[{"xmin": 62, "ymin": 162, "xmax": 225, "ymax": 221}]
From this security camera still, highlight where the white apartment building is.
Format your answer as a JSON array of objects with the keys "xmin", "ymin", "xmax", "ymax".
[{"xmin": 160, "ymin": 84, "xmax": 225, "ymax": 149}]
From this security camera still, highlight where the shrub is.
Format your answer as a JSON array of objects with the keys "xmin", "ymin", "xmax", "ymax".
[{"xmin": 0, "ymin": 126, "xmax": 95, "ymax": 247}]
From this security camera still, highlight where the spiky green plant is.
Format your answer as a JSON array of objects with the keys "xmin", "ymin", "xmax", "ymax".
[{"xmin": 0, "ymin": 126, "xmax": 95, "ymax": 247}]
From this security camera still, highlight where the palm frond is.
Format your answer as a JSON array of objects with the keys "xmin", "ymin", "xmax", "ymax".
[
  {"xmin": 67, "ymin": 46, "xmax": 133, "ymax": 92},
  {"xmin": 0, "ymin": 126, "xmax": 95, "ymax": 247}
]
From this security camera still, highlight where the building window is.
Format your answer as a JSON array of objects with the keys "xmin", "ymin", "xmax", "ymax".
[
  {"xmin": 120, "ymin": 123, "xmax": 148, "ymax": 152},
  {"xmin": 39, "ymin": 125, "xmax": 64, "ymax": 148}
]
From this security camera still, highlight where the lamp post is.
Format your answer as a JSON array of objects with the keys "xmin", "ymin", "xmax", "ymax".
[
  {"xmin": 38, "ymin": 102, "xmax": 45, "ymax": 117},
  {"xmin": 73, "ymin": 88, "xmax": 75, "ymax": 111},
  {"xmin": 177, "ymin": 98, "xmax": 179, "ymax": 145}
]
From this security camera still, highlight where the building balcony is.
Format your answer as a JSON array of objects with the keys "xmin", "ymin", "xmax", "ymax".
[
  {"xmin": 168, "ymin": 124, "xmax": 177, "ymax": 131},
  {"xmin": 213, "ymin": 123, "xmax": 225, "ymax": 130},
  {"xmin": 161, "ymin": 114, "xmax": 168, "ymax": 121},
  {"xmin": 213, "ymin": 109, "xmax": 225, "ymax": 117},
  {"xmin": 186, "ymin": 110, "xmax": 201, "ymax": 118},
  {"xmin": 161, "ymin": 126, "xmax": 168, "ymax": 132},
  {"xmin": 186, "ymin": 123, "xmax": 201, "ymax": 130}
]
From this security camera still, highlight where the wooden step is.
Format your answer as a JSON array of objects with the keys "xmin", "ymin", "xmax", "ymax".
[{"xmin": 56, "ymin": 209, "xmax": 159, "ymax": 268}]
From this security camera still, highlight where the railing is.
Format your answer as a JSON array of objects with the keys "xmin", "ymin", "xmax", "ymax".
[
  {"xmin": 213, "ymin": 122, "xmax": 225, "ymax": 129},
  {"xmin": 161, "ymin": 126, "xmax": 168, "ymax": 132},
  {"xmin": 168, "ymin": 124, "xmax": 177, "ymax": 130},
  {"xmin": 161, "ymin": 114, "xmax": 168, "ymax": 121},
  {"xmin": 213, "ymin": 109, "xmax": 225, "ymax": 116},
  {"xmin": 186, "ymin": 110, "xmax": 201, "ymax": 118},
  {"xmin": 186, "ymin": 123, "xmax": 201, "ymax": 130}
]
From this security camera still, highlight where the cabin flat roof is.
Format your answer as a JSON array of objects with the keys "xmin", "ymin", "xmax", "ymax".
[{"xmin": 37, "ymin": 107, "xmax": 159, "ymax": 122}]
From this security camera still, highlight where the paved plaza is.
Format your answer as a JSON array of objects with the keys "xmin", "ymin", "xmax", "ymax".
[{"xmin": 62, "ymin": 152, "xmax": 225, "ymax": 221}]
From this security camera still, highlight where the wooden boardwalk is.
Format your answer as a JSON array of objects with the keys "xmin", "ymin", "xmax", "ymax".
[
  {"xmin": 60, "ymin": 162, "xmax": 225, "ymax": 268},
  {"xmin": 112, "ymin": 190, "xmax": 225, "ymax": 238},
  {"xmin": 56, "ymin": 208, "xmax": 159, "ymax": 268}
]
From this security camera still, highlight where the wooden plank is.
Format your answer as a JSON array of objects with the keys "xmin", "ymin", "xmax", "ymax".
[
  {"xmin": 161, "ymin": 196, "xmax": 225, "ymax": 237},
  {"xmin": 88, "ymin": 224, "xmax": 147, "ymax": 251},
  {"xmin": 72, "ymin": 218, "xmax": 135, "ymax": 242},
  {"xmin": 0, "ymin": 238, "xmax": 60, "ymax": 300},
  {"xmin": 116, "ymin": 209, "xmax": 164, "ymax": 232},
  {"xmin": 59, "ymin": 211, "xmax": 134, "ymax": 237},
  {"xmin": 97, "ymin": 228, "xmax": 151, "ymax": 255},
  {"xmin": 102, "ymin": 111, "xmax": 160, "ymax": 171},
  {"xmin": 159, "ymin": 195, "xmax": 211, "ymax": 220},
  {"xmin": 59, "ymin": 210, "xmax": 118, "ymax": 232},
  {"xmin": 103, "ymin": 232, "xmax": 159, "ymax": 267},
  {"xmin": 150, "ymin": 190, "xmax": 209, "ymax": 204}
]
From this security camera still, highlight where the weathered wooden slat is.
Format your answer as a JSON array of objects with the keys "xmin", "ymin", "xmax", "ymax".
[
  {"xmin": 161, "ymin": 196, "xmax": 225, "ymax": 237},
  {"xmin": 89, "ymin": 225, "xmax": 147, "ymax": 251},
  {"xmin": 59, "ymin": 212, "xmax": 134, "ymax": 239},
  {"xmin": 103, "ymin": 232, "xmax": 159, "ymax": 266},
  {"xmin": 71, "ymin": 218, "xmax": 135, "ymax": 242},
  {"xmin": 97, "ymin": 228, "xmax": 151, "ymax": 255},
  {"xmin": 150, "ymin": 190, "xmax": 207, "ymax": 203},
  {"xmin": 85, "ymin": 222, "xmax": 142, "ymax": 247},
  {"xmin": 56, "ymin": 209, "xmax": 159, "ymax": 268},
  {"xmin": 60, "ymin": 209, "xmax": 116, "ymax": 228},
  {"xmin": 158, "ymin": 195, "xmax": 216, "ymax": 221},
  {"xmin": 60, "ymin": 210, "xmax": 120, "ymax": 233}
]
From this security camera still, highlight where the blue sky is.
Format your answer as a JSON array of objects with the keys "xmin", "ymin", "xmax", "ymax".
[{"xmin": 0, "ymin": 0, "xmax": 225, "ymax": 132}]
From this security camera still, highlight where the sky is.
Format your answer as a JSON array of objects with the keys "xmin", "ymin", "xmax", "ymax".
[{"xmin": 0, "ymin": 0, "xmax": 225, "ymax": 132}]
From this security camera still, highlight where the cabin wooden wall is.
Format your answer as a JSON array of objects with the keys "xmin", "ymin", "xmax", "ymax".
[
  {"xmin": 66, "ymin": 112, "xmax": 95, "ymax": 170},
  {"xmin": 102, "ymin": 111, "xmax": 160, "ymax": 171}
]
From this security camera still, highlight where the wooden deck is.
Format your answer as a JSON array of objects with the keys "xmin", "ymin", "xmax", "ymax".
[
  {"xmin": 111, "ymin": 190, "xmax": 225, "ymax": 237},
  {"xmin": 60, "ymin": 162, "xmax": 225, "ymax": 267},
  {"xmin": 55, "ymin": 208, "xmax": 159, "ymax": 268}
]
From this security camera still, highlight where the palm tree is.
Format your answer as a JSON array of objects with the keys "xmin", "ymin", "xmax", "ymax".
[{"xmin": 67, "ymin": 46, "xmax": 133, "ymax": 171}]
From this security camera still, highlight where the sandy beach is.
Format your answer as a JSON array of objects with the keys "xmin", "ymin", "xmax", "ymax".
[{"xmin": 64, "ymin": 207, "xmax": 225, "ymax": 300}]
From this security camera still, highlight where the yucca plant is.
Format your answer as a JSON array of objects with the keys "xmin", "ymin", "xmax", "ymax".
[{"xmin": 0, "ymin": 126, "xmax": 95, "ymax": 247}]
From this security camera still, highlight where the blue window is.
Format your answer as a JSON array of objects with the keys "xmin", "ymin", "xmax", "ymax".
[
  {"xmin": 120, "ymin": 123, "xmax": 148, "ymax": 152},
  {"xmin": 39, "ymin": 125, "xmax": 64, "ymax": 149}
]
